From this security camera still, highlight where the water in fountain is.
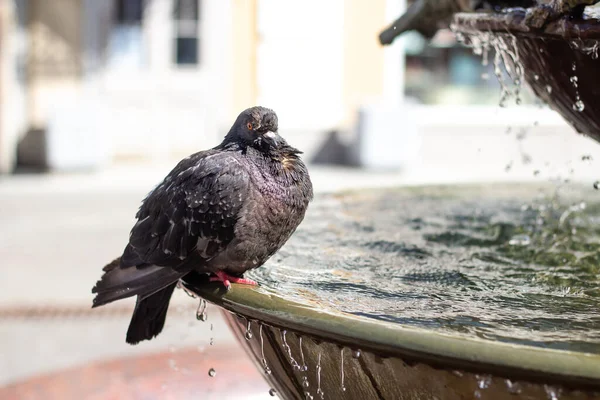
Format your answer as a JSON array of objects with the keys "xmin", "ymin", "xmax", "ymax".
[{"xmin": 247, "ymin": 185, "xmax": 600, "ymax": 354}]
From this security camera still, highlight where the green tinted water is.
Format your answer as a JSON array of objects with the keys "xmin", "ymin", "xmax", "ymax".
[{"xmin": 248, "ymin": 184, "xmax": 600, "ymax": 354}]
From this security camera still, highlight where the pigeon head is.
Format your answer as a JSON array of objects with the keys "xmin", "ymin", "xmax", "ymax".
[{"xmin": 225, "ymin": 106, "xmax": 285, "ymax": 152}]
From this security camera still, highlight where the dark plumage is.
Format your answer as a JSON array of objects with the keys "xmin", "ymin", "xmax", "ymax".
[{"xmin": 92, "ymin": 106, "xmax": 313, "ymax": 344}]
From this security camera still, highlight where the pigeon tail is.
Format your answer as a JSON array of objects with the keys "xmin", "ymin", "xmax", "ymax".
[
  {"xmin": 91, "ymin": 257, "xmax": 187, "ymax": 308},
  {"xmin": 126, "ymin": 282, "xmax": 177, "ymax": 345}
]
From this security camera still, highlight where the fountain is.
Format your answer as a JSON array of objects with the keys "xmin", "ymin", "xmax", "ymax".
[
  {"xmin": 452, "ymin": 4, "xmax": 600, "ymax": 137},
  {"xmin": 183, "ymin": 2, "xmax": 600, "ymax": 399}
]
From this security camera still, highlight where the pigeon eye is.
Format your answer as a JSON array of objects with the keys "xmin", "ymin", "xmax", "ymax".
[{"xmin": 247, "ymin": 122, "xmax": 253, "ymax": 131}]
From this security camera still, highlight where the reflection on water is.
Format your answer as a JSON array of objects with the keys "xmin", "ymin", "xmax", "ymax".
[{"xmin": 248, "ymin": 185, "xmax": 600, "ymax": 354}]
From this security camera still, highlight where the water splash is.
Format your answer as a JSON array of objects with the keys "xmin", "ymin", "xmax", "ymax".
[
  {"xmin": 460, "ymin": 32, "xmax": 524, "ymax": 107},
  {"xmin": 208, "ymin": 368, "xmax": 216, "ymax": 377},
  {"xmin": 558, "ymin": 202, "xmax": 586, "ymax": 226},
  {"xmin": 570, "ymin": 38, "xmax": 600, "ymax": 60},
  {"xmin": 508, "ymin": 234, "xmax": 530, "ymax": 246},
  {"xmin": 260, "ymin": 324, "xmax": 272, "ymax": 375},
  {"xmin": 340, "ymin": 348, "xmax": 346, "ymax": 392},
  {"xmin": 352, "ymin": 350, "xmax": 361, "ymax": 359},
  {"xmin": 245, "ymin": 320, "xmax": 253, "ymax": 340},
  {"xmin": 196, "ymin": 299, "xmax": 207, "ymax": 321},
  {"xmin": 316, "ymin": 352, "xmax": 324, "ymax": 399}
]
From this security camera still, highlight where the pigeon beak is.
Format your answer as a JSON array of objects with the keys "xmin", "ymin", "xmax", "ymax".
[{"xmin": 263, "ymin": 131, "xmax": 281, "ymax": 147}]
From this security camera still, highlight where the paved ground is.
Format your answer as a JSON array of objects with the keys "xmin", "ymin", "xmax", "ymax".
[{"xmin": 2, "ymin": 127, "xmax": 600, "ymax": 396}]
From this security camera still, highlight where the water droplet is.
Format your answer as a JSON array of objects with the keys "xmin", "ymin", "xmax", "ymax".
[
  {"xmin": 209, "ymin": 337, "xmax": 214, "ymax": 346},
  {"xmin": 281, "ymin": 330, "xmax": 301, "ymax": 370},
  {"xmin": 269, "ymin": 388, "xmax": 277, "ymax": 396},
  {"xmin": 260, "ymin": 324, "xmax": 272, "ymax": 375},
  {"xmin": 316, "ymin": 353, "xmax": 324, "ymax": 399},
  {"xmin": 476, "ymin": 374, "xmax": 492, "ymax": 389},
  {"xmin": 299, "ymin": 337, "xmax": 308, "ymax": 371},
  {"xmin": 546, "ymin": 85, "xmax": 552, "ymax": 94},
  {"xmin": 505, "ymin": 379, "xmax": 522, "ymax": 394},
  {"xmin": 177, "ymin": 281, "xmax": 197, "ymax": 298},
  {"xmin": 509, "ymin": 234, "xmax": 531, "ymax": 246},
  {"xmin": 208, "ymin": 368, "xmax": 216, "ymax": 377},
  {"xmin": 352, "ymin": 350, "xmax": 361, "ymax": 359},
  {"xmin": 573, "ymin": 100, "xmax": 585, "ymax": 112},
  {"xmin": 594, "ymin": 181, "xmax": 600, "ymax": 190},
  {"xmin": 340, "ymin": 348, "xmax": 346, "ymax": 392},
  {"xmin": 582, "ymin": 154, "xmax": 593, "ymax": 161},
  {"xmin": 481, "ymin": 72, "xmax": 489, "ymax": 80},
  {"xmin": 196, "ymin": 299, "xmax": 207, "ymax": 321},
  {"xmin": 544, "ymin": 384, "xmax": 561, "ymax": 400},
  {"xmin": 533, "ymin": 74, "xmax": 540, "ymax": 81},
  {"xmin": 245, "ymin": 320, "xmax": 253, "ymax": 340}
]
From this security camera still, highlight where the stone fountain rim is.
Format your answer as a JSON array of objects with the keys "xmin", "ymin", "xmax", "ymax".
[
  {"xmin": 190, "ymin": 284, "xmax": 600, "ymax": 390},
  {"xmin": 451, "ymin": 9, "xmax": 600, "ymax": 40}
]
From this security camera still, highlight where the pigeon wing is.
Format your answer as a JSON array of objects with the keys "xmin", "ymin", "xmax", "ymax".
[{"xmin": 121, "ymin": 150, "xmax": 250, "ymax": 269}]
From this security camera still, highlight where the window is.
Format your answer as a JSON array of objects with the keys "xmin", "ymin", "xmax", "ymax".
[
  {"xmin": 173, "ymin": 0, "xmax": 200, "ymax": 65},
  {"xmin": 108, "ymin": 0, "xmax": 145, "ymax": 70},
  {"xmin": 115, "ymin": 0, "xmax": 144, "ymax": 24}
]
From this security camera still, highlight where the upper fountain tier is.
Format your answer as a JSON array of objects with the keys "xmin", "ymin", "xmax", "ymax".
[{"xmin": 452, "ymin": 6, "xmax": 600, "ymax": 138}]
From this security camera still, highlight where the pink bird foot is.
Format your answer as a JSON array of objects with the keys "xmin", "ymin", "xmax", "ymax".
[{"xmin": 209, "ymin": 271, "xmax": 258, "ymax": 290}]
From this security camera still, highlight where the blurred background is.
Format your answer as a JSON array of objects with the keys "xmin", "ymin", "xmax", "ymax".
[{"xmin": 1, "ymin": 0, "xmax": 600, "ymax": 398}]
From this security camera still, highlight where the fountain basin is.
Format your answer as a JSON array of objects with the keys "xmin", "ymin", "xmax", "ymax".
[
  {"xmin": 186, "ymin": 184, "xmax": 600, "ymax": 399},
  {"xmin": 452, "ymin": 8, "xmax": 600, "ymax": 138},
  {"xmin": 189, "ymin": 285, "xmax": 600, "ymax": 400}
]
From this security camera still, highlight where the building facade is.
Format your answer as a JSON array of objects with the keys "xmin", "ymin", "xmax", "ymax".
[{"xmin": 0, "ymin": 0, "xmax": 399, "ymax": 173}]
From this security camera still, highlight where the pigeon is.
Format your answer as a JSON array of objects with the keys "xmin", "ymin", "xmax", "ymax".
[
  {"xmin": 92, "ymin": 106, "xmax": 313, "ymax": 344},
  {"xmin": 379, "ymin": 0, "xmax": 537, "ymax": 45}
]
